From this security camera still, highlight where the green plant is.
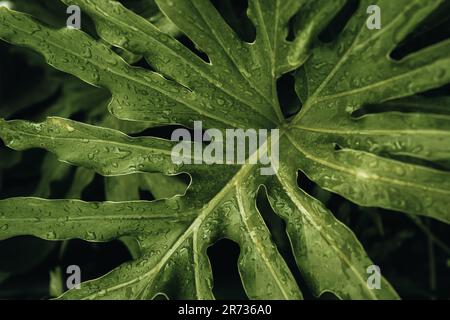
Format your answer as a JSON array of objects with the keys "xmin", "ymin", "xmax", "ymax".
[{"xmin": 0, "ymin": 0, "xmax": 449, "ymax": 300}]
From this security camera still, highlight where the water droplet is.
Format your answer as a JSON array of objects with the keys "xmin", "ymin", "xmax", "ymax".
[
  {"xmin": 394, "ymin": 166, "xmax": 406, "ymax": 176},
  {"xmin": 47, "ymin": 231, "xmax": 56, "ymax": 239},
  {"xmin": 434, "ymin": 69, "xmax": 446, "ymax": 81},
  {"xmin": 85, "ymin": 231, "xmax": 97, "ymax": 240}
]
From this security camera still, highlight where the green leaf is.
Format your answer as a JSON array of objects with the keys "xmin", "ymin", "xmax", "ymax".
[
  {"xmin": 0, "ymin": 117, "xmax": 180, "ymax": 176},
  {"xmin": 33, "ymin": 153, "xmax": 72, "ymax": 198},
  {"xmin": 49, "ymin": 266, "xmax": 64, "ymax": 298},
  {"xmin": 265, "ymin": 170, "xmax": 397, "ymax": 299},
  {"xmin": 1, "ymin": 0, "xmax": 449, "ymax": 300},
  {"xmin": 0, "ymin": 271, "xmax": 9, "ymax": 285}
]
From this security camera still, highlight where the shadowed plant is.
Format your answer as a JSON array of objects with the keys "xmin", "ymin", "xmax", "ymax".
[{"xmin": 0, "ymin": 0, "xmax": 449, "ymax": 300}]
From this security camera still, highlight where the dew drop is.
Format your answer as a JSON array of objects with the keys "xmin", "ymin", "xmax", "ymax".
[
  {"xmin": 394, "ymin": 166, "xmax": 406, "ymax": 176},
  {"xmin": 85, "ymin": 231, "xmax": 97, "ymax": 240},
  {"xmin": 434, "ymin": 69, "xmax": 447, "ymax": 81},
  {"xmin": 47, "ymin": 231, "xmax": 57, "ymax": 239}
]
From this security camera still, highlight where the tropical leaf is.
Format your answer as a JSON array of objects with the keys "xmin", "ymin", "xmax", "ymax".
[{"xmin": 0, "ymin": 0, "xmax": 449, "ymax": 300}]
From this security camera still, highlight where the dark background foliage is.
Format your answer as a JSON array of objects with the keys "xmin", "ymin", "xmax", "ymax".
[{"xmin": 0, "ymin": 0, "xmax": 449, "ymax": 299}]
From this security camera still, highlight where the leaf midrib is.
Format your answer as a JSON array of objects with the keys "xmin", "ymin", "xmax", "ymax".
[
  {"xmin": 286, "ymin": 134, "xmax": 450, "ymax": 195},
  {"xmin": 291, "ymin": 0, "xmax": 425, "ymax": 125},
  {"xmin": 76, "ymin": 159, "xmax": 258, "ymax": 299},
  {"xmin": 88, "ymin": 1, "xmax": 278, "ymax": 126},
  {"xmin": 275, "ymin": 170, "xmax": 379, "ymax": 300},
  {"xmin": 74, "ymin": 133, "xmax": 291, "ymax": 299},
  {"xmin": 4, "ymin": 11, "xmax": 245, "ymax": 128},
  {"xmin": 294, "ymin": 124, "xmax": 450, "ymax": 136}
]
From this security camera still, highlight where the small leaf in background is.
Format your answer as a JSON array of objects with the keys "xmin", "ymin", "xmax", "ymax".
[{"xmin": 49, "ymin": 266, "xmax": 64, "ymax": 298}]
